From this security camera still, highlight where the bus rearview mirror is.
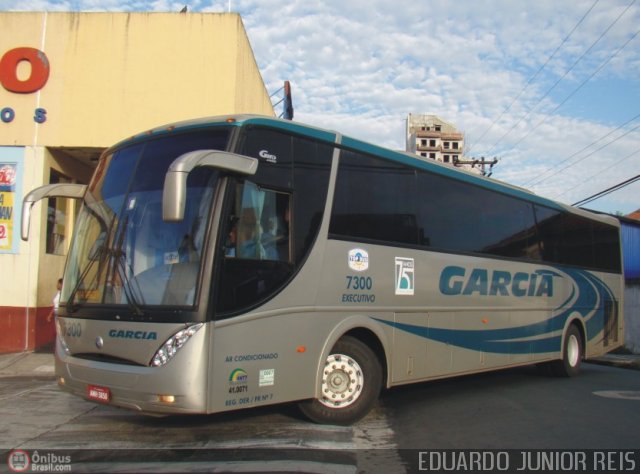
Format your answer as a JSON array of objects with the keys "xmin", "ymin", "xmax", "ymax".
[
  {"xmin": 21, "ymin": 183, "xmax": 87, "ymax": 241},
  {"xmin": 162, "ymin": 150, "xmax": 258, "ymax": 222}
]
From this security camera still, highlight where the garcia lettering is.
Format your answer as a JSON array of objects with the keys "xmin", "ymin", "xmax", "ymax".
[
  {"xmin": 440, "ymin": 266, "xmax": 555, "ymax": 297},
  {"xmin": 108, "ymin": 329, "xmax": 158, "ymax": 340}
]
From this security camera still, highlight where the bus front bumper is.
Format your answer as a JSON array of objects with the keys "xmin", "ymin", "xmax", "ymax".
[{"xmin": 54, "ymin": 342, "xmax": 209, "ymax": 415}]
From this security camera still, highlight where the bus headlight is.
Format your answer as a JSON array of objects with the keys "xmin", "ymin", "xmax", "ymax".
[{"xmin": 151, "ymin": 323, "xmax": 203, "ymax": 367}]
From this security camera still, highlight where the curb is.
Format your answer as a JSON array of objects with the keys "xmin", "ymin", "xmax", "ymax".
[{"xmin": 588, "ymin": 355, "xmax": 640, "ymax": 371}]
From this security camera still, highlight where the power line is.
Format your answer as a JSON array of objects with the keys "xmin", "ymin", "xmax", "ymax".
[
  {"xmin": 503, "ymin": 25, "xmax": 640, "ymax": 156},
  {"xmin": 572, "ymin": 173, "xmax": 640, "ymax": 207},
  {"xmin": 553, "ymin": 147, "xmax": 640, "ymax": 200},
  {"xmin": 467, "ymin": 0, "xmax": 600, "ymax": 154},
  {"xmin": 484, "ymin": 0, "xmax": 637, "ymax": 157},
  {"xmin": 526, "ymin": 119, "xmax": 640, "ymax": 191},
  {"xmin": 521, "ymin": 112, "xmax": 640, "ymax": 187}
]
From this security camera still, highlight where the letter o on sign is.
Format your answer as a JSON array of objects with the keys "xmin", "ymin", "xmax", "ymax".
[{"xmin": 0, "ymin": 47, "xmax": 50, "ymax": 93}]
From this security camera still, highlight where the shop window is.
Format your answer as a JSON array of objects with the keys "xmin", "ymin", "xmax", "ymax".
[{"xmin": 46, "ymin": 169, "xmax": 72, "ymax": 255}]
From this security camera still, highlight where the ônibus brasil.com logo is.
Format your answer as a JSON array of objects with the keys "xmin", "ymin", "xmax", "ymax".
[{"xmin": 7, "ymin": 449, "xmax": 71, "ymax": 472}]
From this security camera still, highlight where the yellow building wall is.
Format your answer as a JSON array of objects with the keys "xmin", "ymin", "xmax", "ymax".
[
  {"xmin": 0, "ymin": 12, "xmax": 274, "ymax": 352},
  {"xmin": 0, "ymin": 11, "xmax": 274, "ymax": 148}
]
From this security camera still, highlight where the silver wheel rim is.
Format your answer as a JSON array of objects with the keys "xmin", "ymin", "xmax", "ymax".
[
  {"xmin": 567, "ymin": 334, "xmax": 580, "ymax": 367},
  {"xmin": 319, "ymin": 353, "xmax": 364, "ymax": 408}
]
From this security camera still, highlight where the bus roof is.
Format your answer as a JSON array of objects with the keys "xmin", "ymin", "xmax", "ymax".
[{"xmin": 115, "ymin": 114, "xmax": 619, "ymax": 228}]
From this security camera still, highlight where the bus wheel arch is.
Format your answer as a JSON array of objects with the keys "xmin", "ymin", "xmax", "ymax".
[
  {"xmin": 343, "ymin": 327, "xmax": 388, "ymax": 384},
  {"xmin": 298, "ymin": 329, "xmax": 386, "ymax": 425}
]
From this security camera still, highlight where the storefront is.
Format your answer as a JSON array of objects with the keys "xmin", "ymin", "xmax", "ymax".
[{"xmin": 0, "ymin": 11, "xmax": 274, "ymax": 353}]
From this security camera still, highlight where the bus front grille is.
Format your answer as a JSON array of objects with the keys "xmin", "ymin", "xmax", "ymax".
[{"xmin": 72, "ymin": 353, "xmax": 147, "ymax": 367}]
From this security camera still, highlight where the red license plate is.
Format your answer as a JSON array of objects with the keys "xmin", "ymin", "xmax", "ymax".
[{"xmin": 87, "ymin": 385, "xmax": 110, "ymax": 403}]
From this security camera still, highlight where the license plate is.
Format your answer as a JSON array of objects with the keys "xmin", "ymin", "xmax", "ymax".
[{"xmin": 87, "ymin": 385, "xmax": 110, "ymax": 403}]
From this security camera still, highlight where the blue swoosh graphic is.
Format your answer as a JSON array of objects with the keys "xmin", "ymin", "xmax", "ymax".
[{"xmin": 377, "ymin": 266, "xmax": 617, "ymax": 355}]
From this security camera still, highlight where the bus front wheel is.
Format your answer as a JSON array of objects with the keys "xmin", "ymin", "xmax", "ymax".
[{"xmin": 299, "ymin": 336, "xmax": 382, "ymax": 425}]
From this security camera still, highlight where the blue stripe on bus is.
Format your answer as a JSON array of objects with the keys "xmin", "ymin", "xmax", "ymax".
[
  {"xmin": 112, "ymin": 115, "xmax": 609, "ymax": 215},
  {"xmin": 115, "ymin": 115, "xmax": 561, "ymax": 211},
  {"xmin": 376, "ymin": 267, "xmax": 616, "ymax": 355}
]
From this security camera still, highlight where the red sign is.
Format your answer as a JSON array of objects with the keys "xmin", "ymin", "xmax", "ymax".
[
  {"xmin": 0, "ymin": 165, "xmax": 16, "ymax": 186},
  {"xmin": 0, "ymin": 47, "xmax": 50, "ymax": 94}
]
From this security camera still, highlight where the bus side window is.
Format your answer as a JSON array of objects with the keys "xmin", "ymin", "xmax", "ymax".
[
  {"xmin": 224, "ymin": 181, "xmax": 291, "ymax": 263},
  {"xmin": 215, "ymin": 180, "xmax": 293, "ymax": 316}
]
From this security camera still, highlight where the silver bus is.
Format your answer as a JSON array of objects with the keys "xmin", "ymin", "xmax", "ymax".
[{"xmin": 22, "ymin": 115, "xmax": 624, "ymax": 425}]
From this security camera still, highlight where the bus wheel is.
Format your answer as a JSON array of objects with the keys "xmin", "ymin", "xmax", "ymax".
[
  {"xmin": 551, "ymin": 324, "xmax": 583, "ymax": 377},
  {"xmin": 299, "ymin": 336, "xmax": 382, "ymax": 425}
]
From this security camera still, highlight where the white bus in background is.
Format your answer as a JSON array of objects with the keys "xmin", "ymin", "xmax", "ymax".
[{"xmin": 22, "ymin": 115, "xmax": 624, "ymax": 425}]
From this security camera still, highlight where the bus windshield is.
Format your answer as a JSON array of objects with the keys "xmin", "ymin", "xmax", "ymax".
[{"xmin": 62, "ymin": 129, "xmax": 229, "ymax": 311}]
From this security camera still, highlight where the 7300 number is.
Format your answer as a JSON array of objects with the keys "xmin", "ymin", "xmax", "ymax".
[{"xmin": 346, "ymin": 276, "xmax": 373, "ymax": 290}]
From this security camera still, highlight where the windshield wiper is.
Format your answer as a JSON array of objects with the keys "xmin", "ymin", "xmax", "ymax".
[
  {"xmin": 110, "ymin": 213, "xmax": 146, "ymax": 316},
  {"xmin": 66, "ymin": 246, "xmax": 106, "ymax": 313},
  {"xmin": 113, "ymin": 248, "xmax": 146, "ymax": 316}
]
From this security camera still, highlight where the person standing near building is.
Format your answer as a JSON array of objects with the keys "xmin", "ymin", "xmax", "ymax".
[{"xmin": 47, "ymin": 278, "xmax": 62, "ymax": 323}]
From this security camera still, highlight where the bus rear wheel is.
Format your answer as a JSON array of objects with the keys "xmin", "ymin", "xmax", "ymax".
[
  {"xmin": 550, "ymin": 324, "xmax": 583, "ymax": 377},
  {"xmin": 299, "ymin": 336, "xmax": 382, "ymax": 425}
]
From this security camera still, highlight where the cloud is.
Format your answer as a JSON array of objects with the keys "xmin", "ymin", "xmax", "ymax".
[{"xmin": 2, "ymin": 0, "xmax": 639, "ymax": 213}]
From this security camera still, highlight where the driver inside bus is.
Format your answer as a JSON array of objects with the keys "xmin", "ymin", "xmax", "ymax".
[
  {"xmin": 236, "ymin": 208, "xmax": 264, "ymax": 259},
  {"xmin": 224, "ymin": 217, "xmax": 239, "ymax": 257}
]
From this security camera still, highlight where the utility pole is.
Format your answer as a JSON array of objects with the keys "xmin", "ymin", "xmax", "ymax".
[{"xmin": 453, "ymin": 156, "xmax": 498, "ymax": 177}]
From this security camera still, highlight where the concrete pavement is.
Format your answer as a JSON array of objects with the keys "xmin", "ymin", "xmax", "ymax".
[{"xmin": 0, "ymin": 350, "xmax": 55, "ymax": 378}]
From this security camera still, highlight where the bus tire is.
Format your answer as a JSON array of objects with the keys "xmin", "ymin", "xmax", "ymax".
[
  {"xmin": 299, "ymin": 336, "xmax": 382, "ymax": 425},
  {"xmin": 550, "ymin": 324, "xmax": 583, "ymax": 377}
]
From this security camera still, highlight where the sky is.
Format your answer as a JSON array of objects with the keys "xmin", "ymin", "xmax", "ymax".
[{"xmin": 2, "ymin": 0, "xmax": 640, "ymax": 215}]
